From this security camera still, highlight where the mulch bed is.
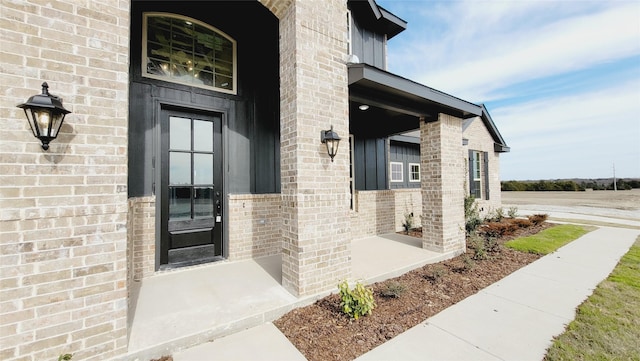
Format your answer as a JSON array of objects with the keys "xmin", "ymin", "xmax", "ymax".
[{"xmin": 274, "ymin": 220, "xmax": 553, "ymax": 361}]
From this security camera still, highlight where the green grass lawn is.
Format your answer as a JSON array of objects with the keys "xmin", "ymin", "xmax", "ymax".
[
  {"xmin": 544, "ymin": 237, "xmax": 640, "ymax": 361},
  {"xmin": 505, "ymin": 224, "xmax": 593, "ymax": 255}
]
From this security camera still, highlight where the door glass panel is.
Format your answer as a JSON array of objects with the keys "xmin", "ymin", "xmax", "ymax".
[
  {"xmin": 194, "ymin": 187, "xmax": 214, "ymax": 218},
  {"xmin": 194, "ymin": 153, "xmax": 213, "ymax": 184},
  {"xmin": 169, "ymin": 187, "xmax": 191, "ymax": 220},
  {"xmin": 193, "ymin": 120, "xmax": 213, "ymax": 151},
  {"xmin": 170, "ymin": 116, "xmax": 191, "ymax": 150},
  {"xmin": 170, "ymin": 152, "xmax": 191, "ymax": 185}
]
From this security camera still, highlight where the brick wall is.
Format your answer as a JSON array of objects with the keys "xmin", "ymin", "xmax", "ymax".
[
  {"xmin": 420, "ymin": 114, "xmax": 466, "ymax": 254},
  {"xmin": 128, "ymin": 197, "xmax": 155, "ymax": 281},
  {"xmin": 350, "ymin": 189, "xmax": 422, "ymax": 238},
  {"xmin": 228, "ymin": 194, "xmax": 282, "ymax": 260},
  {"xmin": 276, "ymin": 0, "xmax": 351, "ymax": 296},
  {"xmin": 0, "ymin": 1, "xmax": 130, "ymax": 360},
  {"xmin": 463, "ymin": 117, "xmax": 503, "ymax": 217}
]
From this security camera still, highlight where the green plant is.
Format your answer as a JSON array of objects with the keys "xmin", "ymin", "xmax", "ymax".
[
  {"xmin": 469, "ymin": 233, "xmax": 488, "ymax": 260},
  {"xmin": 402, "ymin": 212, "xmax": 414, "ymax": 234},
  {"xmin": 460, "ymin": 253, "xmax": 475, "ymax": 272},
  {"xmin": 544, "ymin": 238, "xmax": 640, "ymax": 360},
  {"xmin": 485, "ymin": 236, "xmax": 501, "ymax": 253},
  {"xmin": 58, "ymin": 354, "xmax": 73, "ymax": 361},
  {"xmin": 380, "ymin": 281, "xmax": 407, "ymax": 298},
  {"xmin": 338, "ymin": 280, "xmax": 376, "ymax": 320},
  {"xmin": 426, "ymin": 265, "xmax": 448, "ymax": 283},
  {"xmin": 464, "ymin": 195, "xmax": 481, "ymax": 234},
  {"xmin": 507, "ymin": 206, "xmax": 519, "ymax": 218},
  {"xmin": 506, "ymin": 224, "xmax": 591, "ymax": 255}
]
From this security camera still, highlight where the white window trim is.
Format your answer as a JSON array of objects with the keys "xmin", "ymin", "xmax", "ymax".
[
  {"xmin": 390, "ymin": 162, "xmax": 403, "ymax": 183},
  {"xmin": 471, "ymin": 150, "xmax": 482, "ymax": 199},
  {"xmin": 142, "ymin": 12, "xmax": 238, "ymax": 95},
  {"xmin": 473, "ymin": 151, "xmax": 481, "ymax": 182},
  {"xmin": 409, "ymin": 163, "xmax": 420, "ymax": 182}
]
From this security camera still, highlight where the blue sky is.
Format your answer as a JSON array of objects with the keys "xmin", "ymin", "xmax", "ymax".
[{"xmin": 377, "ymin": 0, "xmax": 640, "ymax": 180}]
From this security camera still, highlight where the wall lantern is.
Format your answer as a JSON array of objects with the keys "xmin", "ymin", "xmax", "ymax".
[
  {"xmin": 320, "ymin": 125, "xmax": 341, "ymax": 162},
  {"xmin": 17, "ymin": 82, "xmax": 71, "ymax": 150}
]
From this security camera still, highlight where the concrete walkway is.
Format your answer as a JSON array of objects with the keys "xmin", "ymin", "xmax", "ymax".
[
  {"xmin": 123, "ymin": 234, "xmax": 455, "ymax": 361},
  {"xmin": 172, "ymin": 226, "xmax": 639, "ymax": 361}
]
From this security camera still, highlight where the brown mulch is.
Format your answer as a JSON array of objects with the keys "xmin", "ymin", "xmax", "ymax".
[{"xmin": 274, "ymin": 220, "xmax": 554, "ymax": 361}]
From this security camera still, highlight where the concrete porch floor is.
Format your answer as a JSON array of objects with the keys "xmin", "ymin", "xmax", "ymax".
[{"xmin": 123, "ymin": 234, "xmax": 458, "ymax": 361}]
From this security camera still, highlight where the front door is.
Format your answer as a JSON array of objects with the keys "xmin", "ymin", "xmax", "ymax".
[{"xmin": 160, "ymin": 107, "xmax": 223, "ymax": 267}]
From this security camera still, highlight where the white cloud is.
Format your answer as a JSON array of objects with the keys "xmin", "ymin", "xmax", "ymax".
[
  {"xmin": 387, "ymin": 1, "xmax": 640, "ymax": 102},
  {"xmin": 379, "ymin": 0, "xmax": 640, "ymax": 179},
  {"xmin": 495, "ymin": 80, "xmax": 640, "ymax": 179}
]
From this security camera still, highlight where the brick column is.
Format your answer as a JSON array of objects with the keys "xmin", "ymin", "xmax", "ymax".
[
  {"xmin": 277, "ymin": 0, "xmax": 351, "ymax": 297},
  {"xmin": 0, "ymin": 1, "xmax": 130, "ymax": 359},
  {"xmin": 420, "ymin": 114, "xmax": 466, "ymax": 254}
]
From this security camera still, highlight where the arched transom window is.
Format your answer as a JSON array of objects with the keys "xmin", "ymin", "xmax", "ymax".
[{"xmin": 143, "ymin": 13, "xmax": 237, "ymax": 94}]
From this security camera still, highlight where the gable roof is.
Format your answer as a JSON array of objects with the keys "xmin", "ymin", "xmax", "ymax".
[
  {"xmin": 348, "ymin": 0, "xmax": 407, "ymax": 39},
  {"xmin": 463, "ymin": 105, "xmax": 510, "ymax": 153}
]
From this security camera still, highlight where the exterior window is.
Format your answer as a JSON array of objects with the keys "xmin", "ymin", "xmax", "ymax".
[
  {"xmin": 390, "ymin": 162, "xmax": 403, "ymax": 183},
  {"xmin": 409, "ymin": 163, "xmax": 420, "ymax": 182},
  {"xmin": 143, "ymin": 13, "xmax": 237, "ymax": 94},
  {"xmin": 472, "ymin": 151, "xmax": 482, "ymax": 198},
  {"xmin": 468, "ymin": 150, "xmax": 490, "ymax": 199}
]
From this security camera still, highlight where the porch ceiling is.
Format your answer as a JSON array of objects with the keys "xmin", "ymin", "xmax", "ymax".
[{"xmin": 348, "ymin": 63, "xmax": 482, "ymax": 138}]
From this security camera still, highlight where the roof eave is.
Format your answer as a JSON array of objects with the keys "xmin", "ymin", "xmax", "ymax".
[
  {"xmin": 481, "ymin": 104, "xmax": 510, "ymax": 152},
  {"xmin": 348, "ymin": 63, "xmax": 482, "ymax": 119}
]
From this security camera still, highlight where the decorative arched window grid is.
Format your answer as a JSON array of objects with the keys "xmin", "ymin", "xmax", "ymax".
[{"xmin": 142, "ymin": 12, "xmax": 237, "ymax": 95}]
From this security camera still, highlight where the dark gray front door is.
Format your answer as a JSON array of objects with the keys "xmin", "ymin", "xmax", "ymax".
[{"xmin": 160, "ymin": 107, "xmax": 223, "ymax": 267}]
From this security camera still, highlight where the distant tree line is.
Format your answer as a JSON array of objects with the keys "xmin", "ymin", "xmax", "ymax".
[{"xmin": 501, "ymin": 179, "xmax": 640, "ymax": 191}]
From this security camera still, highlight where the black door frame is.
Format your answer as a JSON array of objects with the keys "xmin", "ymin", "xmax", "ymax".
[{"xmin": 154, "ymin": 101, "xmax": 228, "ymax": 269}]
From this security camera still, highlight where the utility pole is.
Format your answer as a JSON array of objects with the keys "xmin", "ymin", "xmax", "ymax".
[{"xmin": 613, "ymin": 162, "xmax": 617, "ymax": 191}]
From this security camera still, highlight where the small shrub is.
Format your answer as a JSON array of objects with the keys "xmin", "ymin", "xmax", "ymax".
[
  {"xmin": 338, "ymin": 280, "xmax": 376, "ymax": 320},
  {"xmin": 461, "ymin": 254, "xmax": 475, "ymax": 272},
  {"xmin": 512, "ymin": 218, "xmax": 533, "ymax": 228},
  {"xmin": 485, "ymin": 237, "xmax": 501, "ymax": 253},
  {"xmin": 425, "ymin": 265, "xmax": 448, "ymax": 283},
  {"xmin": 402, "ymin": 212, "xmax": 414, "ymax": 234},
  {"xmin": 469, "ymin": 234, "xmax": 488, "ymax": 260},
  {"xmin": 58, "ymin": 355, "xmax": 73, "ymax": 361},
  {"xmin": 464, "ymin": 196, "xmax": 481, "ymax": 234},
  {"xmin": 528, "ymin": 214, "xmax": 549, "ymax": 225},
  {"xmin": 507, "ymin": 206, "xmax": 519, "ymax": 218},
  {"xmin": 494, "ymin": 208, "xmax": 505, "ymax": 222},
  {"xmin": 380, "ymin": 281, "xmax": 407, "ymax": 298},
  {"xmin": 478, "ymin": 222, "xmax": 516, "ymax": 238}
]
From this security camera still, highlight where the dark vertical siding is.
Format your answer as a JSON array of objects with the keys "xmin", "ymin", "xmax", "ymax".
[
  {"xmin": 353, "ymin": 137, "xmax": 387, "ymax": 190},
  {"xmin": 351, "ymin": 16, "xmax": 386, "ymax": 68},
  {"xmin": 128, "ymin": 1, "xmax": 280, "ymax": 197},
  {"xmin": 389, "ymin": 141, "xmax": 420, "ymax": 189}
]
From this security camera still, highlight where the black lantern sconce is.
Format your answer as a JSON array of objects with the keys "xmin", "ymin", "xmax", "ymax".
[
  {"xmin": 320, "ymin": 125, "xmax": 341, "ymax": 162},
  {"xmin": 17, "ymin": 82, "xmax": 71, "ymax": 150}
]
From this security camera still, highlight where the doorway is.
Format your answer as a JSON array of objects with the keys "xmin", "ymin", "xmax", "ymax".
[{"xmin": 160, "ymin": 107, "xmax": 223, "ymax": 267}]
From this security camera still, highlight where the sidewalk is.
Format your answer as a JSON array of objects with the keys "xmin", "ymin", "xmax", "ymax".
[{"xmin": 173, "ymin": 226, "xmax": 639, "ymax": 361}]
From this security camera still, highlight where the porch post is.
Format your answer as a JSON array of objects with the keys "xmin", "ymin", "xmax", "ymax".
[
  {"xmin": 420, "ymin": 113, "xmax": 466, "ymax": 254},
  {"xmin": 277, "ymin": 0, "xmax": 351, "ymax": 297}
]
